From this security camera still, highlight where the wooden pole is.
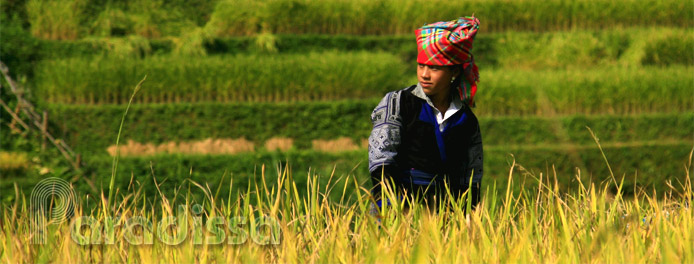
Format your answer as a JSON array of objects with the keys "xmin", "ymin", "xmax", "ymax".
[
  {"xmin": 0, "ymin": 97, "xmax": 30, "ymax": 131},
  {"xmin": 0, "ymin": 60, "xmax": 78, "ymax": 169},
  {"xmin": 8, "ymin": 104, "xmax": 20, "ymax": 132},
  {"xmin": 0, "ymin": 60, "xmax": 98, "ymax": 193}
]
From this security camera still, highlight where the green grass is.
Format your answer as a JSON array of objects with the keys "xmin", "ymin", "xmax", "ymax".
[
  {"xmin": 34, "ymin": 57, "xmax": 693, "ymax": 113},
  {"xmin": 476, "ymin": 66, "xmax": 694, "ymax": 116},
  {"xmin": 4, "ymin": 141, "xmax": 688, "ymax": 202},
  {"xmin": 32, "ymin": 27, "xmax": 693, "ymax": 69},
  {"xmin": 32, "ymin": 51, "xmax": 408, "ymax": 104},
  {"xmin": 25, "ymin": 0, "xmax": 86, "ymax": 40},
  {"xmin": 45, "ymin": 100, "xmax": 694, "ymax": 154},
  {"xmin": 15, "ymin": 0, "xmax": 693, "ymax": 40},
  {"xmin": 23, "ymin": 0, "xmax": 205, "ymax": 39},
  {"xmin": 486, "ymin": 28, "xmax": 694, "ymax": 68},
  {"xmin": 206, "ymin": 0, "xmax": 691, "ymax": 35}
]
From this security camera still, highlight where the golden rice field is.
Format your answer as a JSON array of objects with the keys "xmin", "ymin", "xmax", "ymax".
[{"xmin": 1, "ymin": 154, "xmax": 692, "ymax": 263}]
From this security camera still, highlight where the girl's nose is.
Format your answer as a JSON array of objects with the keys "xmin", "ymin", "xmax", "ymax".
[{"xmin": 420, "ymin": 67, "xmax": 430, "ymax": 78}]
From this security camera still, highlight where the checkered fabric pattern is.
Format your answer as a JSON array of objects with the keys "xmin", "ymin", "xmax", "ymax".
[{"xmin": 415, "ymin": 16, "xmax": 480, "ymax": 107}]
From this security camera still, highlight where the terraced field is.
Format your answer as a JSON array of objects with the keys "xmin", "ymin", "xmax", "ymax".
[{"xmin": 2, "ymin": 3, "xmax": 691, "ymax": 198}]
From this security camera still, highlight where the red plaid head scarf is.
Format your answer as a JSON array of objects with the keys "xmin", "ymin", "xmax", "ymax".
[{"xmin": 415, "ymin": 16, "xmax": 480, "ymax": 107}]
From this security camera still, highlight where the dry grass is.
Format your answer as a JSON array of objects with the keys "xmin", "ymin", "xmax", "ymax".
[
  {"xmin": 0, "ymin": 159, "xmax": 692, "ymax": 263},
  {"xmin": 106, "ymin": 138, "xmax": 255, "ymax": 156},
  {"xmin": 264, "ymin": 137, "xmax": 294, "ymax": 152},
  {"xmin": 106, "ymin": 137, "xmax": 372, "ymax": 155},
  {"xmin": 360, "ymin": 138, "xmax": 369, "ymax": 149},
  {"xmin": 0, "ymin": 152, "xmax": 29, "ymax": 170},
  {"xmin": 312, "ymin": 137, "xmax": 360, "ymax": 153}
]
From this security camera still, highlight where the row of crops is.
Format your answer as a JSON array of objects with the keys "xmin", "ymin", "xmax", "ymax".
[
  {"xmin": 206, "ymin": 0, "xmax": 692, "ymax": 35},
  {"xmin": 45, "ymin": 103, "xmax": 694, "ymax": 154},
  {"xmin": 25, "ymin": 102, "xmax": 690, "ymax": 198},
  {"xmin": 31, "ymin": 28, "xmax": 693, "ymax": 105},
  {"xmin": 23, "ymin": 27, "xmax": 692, "ymax": 63},
  {"xmin": 19, "ymin": 0, "xmax": 692, "ymax": 40},
  {"xmin": 34, "ymin": 63, "xmax": 693, "ymax": 115}
]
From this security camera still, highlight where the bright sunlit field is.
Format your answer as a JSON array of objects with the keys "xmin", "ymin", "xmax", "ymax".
[
  {"xmin": 2, "ymin": 0, "xmax": 693, "ymax": 263},
  {"xmin": 2, "ymin": 156, "xmax": 692, "ymax": 263}
]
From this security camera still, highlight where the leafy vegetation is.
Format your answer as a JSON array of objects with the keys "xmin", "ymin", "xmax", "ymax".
[
  {"xmin": 32, "ymin": 52, "xmax": 408, "ymax": 104},
  {"xmin": 20, "ymin": 0, "xmax": 692, "ymax": 38},
  {"xmin": 27, "ymin": 28, "xmax": 692, "ymax": 67},
  {"xmin": 32, "ymin": 56, "xmax": 694, "ymax": 111}
]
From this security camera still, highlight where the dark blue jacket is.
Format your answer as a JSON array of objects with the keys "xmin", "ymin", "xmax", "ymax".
[{"xmin": 368, "ymin": 84, "xmax": 483, "ymax": 199}]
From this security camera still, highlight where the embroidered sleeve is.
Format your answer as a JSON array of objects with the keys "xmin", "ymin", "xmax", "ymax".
[
  {"xmin": 467, "ymin": 119, "xmax": 483, "ymax": 183},
  {"xmin": 368, "ymin": 90, "xmax": 402, "ymax": 173}
]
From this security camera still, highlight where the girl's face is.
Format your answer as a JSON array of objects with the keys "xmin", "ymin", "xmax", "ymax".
[{"xmin": 417, "ymin": 63, "xmax": 458, "ymax": 98}]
